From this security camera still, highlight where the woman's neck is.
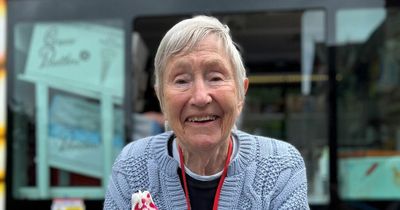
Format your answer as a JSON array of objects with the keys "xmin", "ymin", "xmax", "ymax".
[{"xmin": 179, "ymin": 138, "xmax": 231, "ymax": 176}]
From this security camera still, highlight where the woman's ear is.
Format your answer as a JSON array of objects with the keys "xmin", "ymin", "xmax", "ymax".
[{"xmin": 243, "ymin": 78, "xmax": 249, "ymax": 95}]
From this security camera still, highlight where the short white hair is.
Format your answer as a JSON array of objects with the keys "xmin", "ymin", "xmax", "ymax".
[{"xmin": 154, "ymin": 15, "xmax": 247, "ymax": 111}]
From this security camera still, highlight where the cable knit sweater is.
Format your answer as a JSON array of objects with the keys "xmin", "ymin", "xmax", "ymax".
[{"xmin": 104, "ymin": 130, "xmax": 310, "ymax": 210}]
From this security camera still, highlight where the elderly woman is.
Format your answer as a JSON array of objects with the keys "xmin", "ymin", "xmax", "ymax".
[{"xmin": 104, "ymin": 16, "xmax": 309, "ymax": 210}]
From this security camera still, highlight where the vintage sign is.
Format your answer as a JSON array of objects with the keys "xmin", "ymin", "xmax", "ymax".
[{"xmin": 24, "ymin": 22, "xmax": 124, "ymax": 97}]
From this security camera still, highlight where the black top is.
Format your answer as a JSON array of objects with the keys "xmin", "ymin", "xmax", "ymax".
[
  {"xmin": 177, "ymin": 168, "xmax": 220, "ymax": 210},
  {"xmin": 168, "ymin": 136, "xmax": 220, "ymax": 210}
]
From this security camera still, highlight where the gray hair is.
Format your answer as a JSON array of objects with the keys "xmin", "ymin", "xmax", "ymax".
[{"xmin": 154, "ymin": 15, "xmax": 247, "ymax": 111}]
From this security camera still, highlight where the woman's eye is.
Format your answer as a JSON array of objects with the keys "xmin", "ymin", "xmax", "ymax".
[
  {"xmin": 210, "ymin": 76, "xmax": 223, "ymax": 82},
  {"xmin": 175, "ymin": 80, "xmax": 186, "ymax": 84},
  {"xmin": 208, "ymin": 72, "xmax": 225, "ymax": 82},
  {"xmin": 174, "ymin": 78, "xmax": 188, "ymax": 85}
]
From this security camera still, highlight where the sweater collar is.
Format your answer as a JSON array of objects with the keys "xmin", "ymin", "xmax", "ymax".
[{"xmin": 150, "ymin": 130, "xmax": 255, "ymax": 177}]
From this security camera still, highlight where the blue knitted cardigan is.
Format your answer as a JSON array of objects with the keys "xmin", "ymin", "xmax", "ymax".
[{"xmin": 104, "ymin": 130, "xmax": 310, "ymax": 210}]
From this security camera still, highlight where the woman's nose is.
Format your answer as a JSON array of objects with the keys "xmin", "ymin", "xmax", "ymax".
[{"xmin": 189, "ymin": 80, "xmax": 212, "ymax": 107}]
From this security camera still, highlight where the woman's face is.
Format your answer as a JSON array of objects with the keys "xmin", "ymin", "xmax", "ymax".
[{"xmin": 162, "ymin": 34, "xmax": 248, "ymax": 152}]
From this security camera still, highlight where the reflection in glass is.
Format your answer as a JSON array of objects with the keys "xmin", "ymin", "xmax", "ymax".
[
  {"xmin": 12, "ymin": 20, "xmax": 124, "ymax": 199},
  {"xmin": 231, "ymin": 11, "xmax": 329, "ymax": 204},
  {"xmin": 337, "ymin": 8, "xmax": 400, "ymax": 200}
]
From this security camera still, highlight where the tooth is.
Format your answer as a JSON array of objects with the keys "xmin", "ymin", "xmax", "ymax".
[{"xmin": 188, "ymin": 115, "xmax": 216, "ymax": 122}]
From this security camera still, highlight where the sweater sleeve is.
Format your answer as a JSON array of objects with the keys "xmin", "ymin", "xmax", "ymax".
[
  {"xmin": 270, "ymin": 144, "xmax": 310, "ymax": 210},
  {"xmin": 103, "ymin": 146, "xmax": 134, "ymax": 210},
  {"xmin": 103, "ymin": 138, "xmax": 151, "ymax": 210},
  {"xmin": 104, "ymin": 167, "xmax": 132, "ymax": 210}
]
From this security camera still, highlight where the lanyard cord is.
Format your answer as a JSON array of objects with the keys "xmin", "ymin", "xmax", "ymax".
[{"xmin": 178, "ymin": 139, "xmax": 233, "ymax": 210}]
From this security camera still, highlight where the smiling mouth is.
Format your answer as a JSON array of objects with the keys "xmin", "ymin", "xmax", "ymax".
[{"xmin": 187, "ymin": 115, "xmax": 218, "ymax": 123}]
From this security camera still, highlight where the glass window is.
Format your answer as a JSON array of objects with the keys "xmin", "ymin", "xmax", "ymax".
[
  {"xmin": 11, "ymin": 20, "xmax": 125, "ymax": 199},
  {"xmin": 336, "ymin": 8, "xmax": 400, "ymax": 200},
  {"xmin": 237, "ymin": 11, "xmax": 329, "ymax": 205}
]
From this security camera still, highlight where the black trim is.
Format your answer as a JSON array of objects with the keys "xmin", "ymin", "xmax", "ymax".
[
  {"xmin": 386, "ymin": 0, "xmax": 400, "ymax": 7},
  {"xmin": 328, "ymin": 46, "xmax": 339, "ymax": 210}
]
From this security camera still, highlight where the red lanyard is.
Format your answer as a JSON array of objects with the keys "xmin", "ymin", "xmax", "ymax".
[{"xmin": 178, "ymin": 139, "xmax": 233, "ymax": 210}]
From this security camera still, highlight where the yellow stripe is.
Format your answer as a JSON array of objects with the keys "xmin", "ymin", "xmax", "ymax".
[
  {"xmin": 0, "ymin": 54, "xmax": 5, "ymax": 77},
  {"xmin": 0, "ymin": 125, "xmax": 4, "ymax": 138},
  {"xmin": 0, "ymin": 135, "xmax": 4, "ymax": 180},
  {"xmin": 0, "ymin": 182, "xmax": 4, "ymax": 194},
  {"xmin": 248, "ymin": 74, "xmax": 328, "ymax": 84}
]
